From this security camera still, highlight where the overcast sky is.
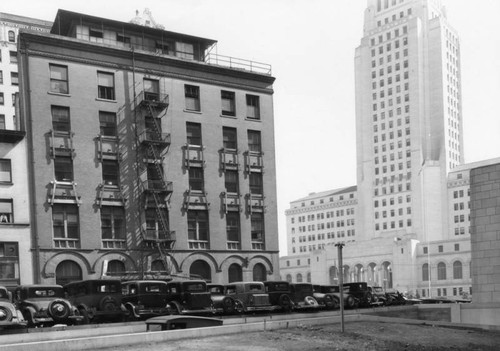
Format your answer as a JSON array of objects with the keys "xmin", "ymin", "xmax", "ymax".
[{"xmin": 4, "ymin": 0, "xmax": 500, "ymax": 255}]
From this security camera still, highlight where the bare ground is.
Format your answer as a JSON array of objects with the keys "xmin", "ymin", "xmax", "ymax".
[{"xmin": 101, "ymin": 321, "xmax": 500, "ymax": 351}]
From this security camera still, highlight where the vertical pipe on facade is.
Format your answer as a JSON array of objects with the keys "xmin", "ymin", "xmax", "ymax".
[{"xmin": 21, "ymin": 40, "xmax": 40, "ymax": 284}]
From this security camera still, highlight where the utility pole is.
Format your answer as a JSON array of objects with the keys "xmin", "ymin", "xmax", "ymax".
[{"xmin": 335, "ymin": 242, "xmax": 345, "ymax": 333}]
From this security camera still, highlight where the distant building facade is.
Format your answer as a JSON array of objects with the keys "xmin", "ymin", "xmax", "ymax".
[
  {"xmin": 280, "ymin": 0, "xmax": 490, "ymax": 299},
  {"xmin": 0, "ymin": 13, "xmax": 51, "ymax": 288},
  {"xmin": 18, "ymin": 10, "xmax": 278, "ymax": 285}
]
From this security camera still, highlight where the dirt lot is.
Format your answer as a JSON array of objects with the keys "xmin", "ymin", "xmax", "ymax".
[{"xmin": 101, "ymin": 321, "xmax": 500, "ymax": 351}]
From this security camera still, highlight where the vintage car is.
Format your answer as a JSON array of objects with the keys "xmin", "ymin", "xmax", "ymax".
[
  {"xmin": 384, "ymin": 289, "xmax": 407, "ymax": 306},
  {"xmin": 321, "ymin": 285, "xmax": 358, "ymax": 309},
  {"xmin": 14, "ymin": 285, "xmax": 82, "ymax": 327},
  {"xmin": 64, "ymin": 279, "xmax": 127, "ymax": 323},
  {"xmin": 0, "ymin": 286, "xmax": 26, "ymax": 330},
  {"xmin": 343, "ymin": 282, "xmax": 378, "ymax": 307},
  {"xmin": 166, "ymin": 280, "xmax": 214, "ymax": 315},
  {"xmin": 263, "ymin": 280, "xmax": 293, "ymax": 312},
  {"xmin": 289, "ymin": 283, "xmax": 320, "ymax": 311},
  {"xmin": 312, "ymin": 285, "xmax": 338, "ymax": 310},
  {"xmin": 207, "ymin": 284, "xmax": 236, "ymax": 314},
  {"xmin": 367, "ymin": 285, "xmax": 387, "ymax": 305},
  {"xmin": 121, "ymin": 280, "xmax": 171, "ymax": 320},
  {"xmin": 225, "ymin": 281, "xmax": 276, "ymax": 313}
]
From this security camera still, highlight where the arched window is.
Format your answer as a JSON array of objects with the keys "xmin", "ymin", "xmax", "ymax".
[
  {"xmin": 55, "ymin": 260, "xmax": 82, "ymax": 286},
  {"xmin": 8, "ymin": 31, "xmax": 15, "ymax": 43},
  {"xmin": 252, "ymin": 263, "xmax": 266, "ymax": 281},
  {"xmin": 151, "ymin": 259, "xmax": 165, "ymax": 272},
  {"xmin": 329, "ymin": 266, "xmax": 338, "ymax": 285},
  {"xmin": 306, "ymin": 272, "xmax": 311, "ymax": 282},
  {"xmin": 286, "ymin": 274, "xmax": 292, "ymax": 283},
  {"xmin": 296, "ymin": 273, "xmax": 303, "ymax": 282},
  {"xmin": 228, "ymin": 263, "xmax": 242, "ymax": 283},
  {"xmin": 107, "ymin": 260, "xmax": 125, "ymax": 274},
  {"xmin": 437, "ymin": 262, "xmax": 447, "ymax": 280},
  {"xmin": 190, "ymin": 260, "xmax": 211, "ymax": 282},
  {"xmin": 422, "ymin": 263, "xmax": 429, "ymax": 281},
  {"xmin": 453, "ymin": 261, "xmax": 463, "ymax": 279}
]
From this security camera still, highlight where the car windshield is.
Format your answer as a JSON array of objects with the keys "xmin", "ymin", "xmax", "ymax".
[
  {"xmin": 143, "ymin": 283, "xmax": 165, "ymax": 293},
  {"xmin": 248, "ymin": 284, "xmax": 263, "ymax": 292},
  {"xmin": 273, "ymin": 283, "xmax": 289, "ymax": 291},
  {"xmin": 96, "ymin": 283, "xmax": 120, "ymax": 293},
  {"xmin": 226, "ymin": 286, "xmax": 236, "ymax": 294},
  {"xmin": 209, "ymin": 286, "xmax": 223, "ymax": 294}
]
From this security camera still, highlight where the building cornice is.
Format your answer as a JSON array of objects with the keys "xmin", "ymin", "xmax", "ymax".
[{"xmin": 285, "ymin": 199, "xmax": 358, "ymax": 216}]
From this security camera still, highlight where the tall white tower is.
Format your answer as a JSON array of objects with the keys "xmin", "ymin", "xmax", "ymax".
[{"xmin": 355, "ymin": 0, "xmax": 463, "ymax": 244}]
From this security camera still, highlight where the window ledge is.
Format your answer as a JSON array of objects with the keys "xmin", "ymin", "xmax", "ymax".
[
  {"xmin": 0, "ymin": 182, "xmax": 14, "ymax": 186},
  {"xmin": 48, "ymin": 91, "xmax": 71, "ymax": 97},
  {"xmin": 0, "ymin": 222, "xmax": 30, "ymax": 228},
  {"xmin": 245, "ymin": 117, "xmax": 262, "ymax": 122},
  {"xmin": 221, "ymin": 114, "xmax": 237, "ymax": 119},
  {"xmin": 96, "ymin": 98, "xmax": 117, "ymax": 103},
  {"xmin": 183, "ymin": 109, "xmax": 202, "ymax": 115}
]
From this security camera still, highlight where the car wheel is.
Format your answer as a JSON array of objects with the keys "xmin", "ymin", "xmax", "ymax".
[
  {"xmin": 100, "ymin": 296, "xmax": 118, "ymax": 312},
  {"xmin": 234, "ymin": 300, "xmax": 245, "ymax": 314},
  {"xmin": 126, "ymin": 305, "xmax": 136, "ymax": 321},
  {"xmin": 222, "ymin": 297, "xmax": 235, "ymax": 314},
  {"xmin": 324, "ymin": 295, "xmax": 334, "ymax": 309},
  {"xmin": 278, "ymin": 294, "xmax": 292, "ymax": 312},
  {"xmin": 330, "ymin": 296, "xmax": 340, "ymax": 310},
  {"xmin": 78, "ymin": 308, "xmax": 90, "ymax": 324},
  {"xmin": 0, "ymin": 306, "xmax": 13, "ymax": 322},
  {"xmin": 364, "ymin": 292, "xmax": 373, "ymax": 306},
  {"xmin": 48, "ymin": 300, "xmax": 70, "ymax": 322},
  {"xmin": 345, "ymin": 296, "xmax": 356, "ymax": 309},
  {"xmin": 23, "ymin": 307, "xmax": 36, "ymax": 327}
]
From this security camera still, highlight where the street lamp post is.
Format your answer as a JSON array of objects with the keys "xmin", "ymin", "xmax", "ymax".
[{"xmin": 335, "ymin": 243, "xmax": 345, "ymax": 333}]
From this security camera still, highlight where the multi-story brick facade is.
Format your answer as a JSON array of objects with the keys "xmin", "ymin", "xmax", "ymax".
[{"xmin": 18, "ymin": 9, "xmax": 278, "ymax": 285}]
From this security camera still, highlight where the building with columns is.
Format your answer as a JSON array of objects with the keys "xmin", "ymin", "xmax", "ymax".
[{"xmin": 280, "ymin": 0, "xmax": 492, "ymax": 299}]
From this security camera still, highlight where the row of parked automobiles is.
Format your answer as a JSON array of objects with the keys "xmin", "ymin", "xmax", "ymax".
[{"xmin": 0, "ymin": 280, "xmax": 408, "ymax": 329}]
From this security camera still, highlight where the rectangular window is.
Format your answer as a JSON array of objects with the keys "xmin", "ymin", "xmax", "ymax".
[
  {"xmin": 226, "ymin": 212, "xmax": 240, "ymax": 243},
  {"xmin": 224, "ymin": 170, "xmax": 239, "ymax": 193},
  {"xmin": 221, "ymin": 90, "xmax": 236, "ymax": 116},
  {"xmin": 9, "ymin": 51, "xmax": 17, "ymax": 64},
  {"xmin": 184, "ymin": 84, "xmax": 200, "ymax": 111},
  {"xmin": 0, "ymin": 115, "xmax": 5, "ymax": 130},
  {"xmin": 187, "ymin": 210, "xmax": 209, "ymax": 241},
  {"xmin": 246, "ymin": 94, "xmax": 260, "ymax": 120},
  {"xmin": 0, "ymin": 93, "xmax": 3, "ymax": 105},
  {"xmin": 247, "ymin": 130, "xmax": 262, "ymax": 153},
  {"xmin": 102, "ymin": 160, "xmax": 120, "ymax": 186},
  {"xmin": 0, "ymin": 199, "xmax": 13, "ymax": 223},
  {"xmin": 251, "ymin": 213, "xmax": 265, "ymax": 249},
  {"xmin": 99, "ymin": 111, "xmax": 117, "ymax": 136},
  {"xmin": 249, "ymin": 173, "xmax": 263, "ymax": 195},
  {"xmin": 175, "ymin": 42, "xmax": 194, "ymax": 59},
  {"xmin": 0, "ymin": 159, "xmax": 12, "ymax": 183},
  {"xmin": 54, "ymin": 156, "xmax": 73, "ymax": 182},
  {"xmin": 10, "ymin": 72, "xmax": 18, "ymax": 86},
  {"xmin": 101, "ymin": 207, "xmax": 125, "ymax": 240},
  {"xmin": 438, "ymin": 245, "xmax": 443, "ymax": 253},
  {"xmin": 0, "ymin": 242, "xmax": 19, "ymax": 281},
  {"xmin": 143, "ymin": 78, "xmax": 160, "ymax": 101},
  {"xmin": 97, "ymin": 71, "xmax": 115, "ymax": 100},
  {"xmin": 188, "ymin": 167, "xmax": 204, "ymax": 192},
  {"xmin": 222, "ymin": 127, "xmax": 237, "ymax": 150},
  {"xmin": 51, "ymin": 106, "xmax": 71, "ymax": 132},
  {"xmin": 52, "ymin": 204, "xmax": 79, "ymax": 242},
  {"xmin": 0, "ymin": 70, "xmax": 3, "ymax": 84},
  {"xmin": 186, "ymin": 122, "xmax": 202, "ymax": 146},
  {"xmin": 49, "ymin": 64, "xmax": 69, "ymax": 94}
]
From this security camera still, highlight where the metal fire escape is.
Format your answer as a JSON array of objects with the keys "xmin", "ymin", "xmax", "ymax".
[{"xmin": 135, "ymin": 90, "xmax": 175, "ymax": 276}]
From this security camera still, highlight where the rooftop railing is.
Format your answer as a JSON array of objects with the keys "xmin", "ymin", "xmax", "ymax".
[{"xmin": 205, "ymin": 53, "xmax": 272, "ymax": 75}]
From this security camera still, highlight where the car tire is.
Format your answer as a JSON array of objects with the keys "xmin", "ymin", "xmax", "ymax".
[
  {"xmin": 234, "ymin": 300, "xmax": 245, "ymax": 314},
  {"xmin": 48, "ymin": 300, "xmax": 70, "ymax": 322},
  {"xmin": 278, "ymin": 294, "xmax": 292, "ymax": 312},
  {"xmin": 0, "ymin": 306, "xmax": 13, "ymax": 322},
  {"xmin": 78, "ymin": 308, "xmax": 90, "ymax": 324},
  {"xmin": 345, "ymin": 296, "xmax": 356, "ymax": 309},
  {"xmin": 324, "ymin": 295, "xmax": 334, "ymax": 309},
  {"xmin": 364, "ymin": 292, "xmax": 373, "ymax": 306},
  {"xmin": 100, "ymin": 296, "xmax": 118, "ymax": 312},
  {"xmin": 222, "ymin": 297, "xmax": 235, "ymax": 314},
  {"xmin": 330, "ymin": 296, "xmax": 340, "ymax": 310}
]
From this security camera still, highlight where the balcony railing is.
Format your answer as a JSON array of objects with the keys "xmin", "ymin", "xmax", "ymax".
[{"xmin": 205, "ymin": 53, "xmax": 272, "ymax": 75}]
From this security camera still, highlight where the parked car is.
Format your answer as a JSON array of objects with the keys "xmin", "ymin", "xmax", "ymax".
[
  {"xmin": 318, "ymin": 285, "xmax": 358, "ymax": 309},
  {"xmin": 225, "ymin": 281, "xmax": 276, "ymax": 313},
  {"xmin": 419, "ymin": 297, "xmax": 457, "ymax": 304},
  {"xmin": 263, "ymin": 280, "xmax": 293, "ymax": 312},
  {"xmin": 312, "ymin": 285, "xmax": 339, "ymax": 310},
  {"xmin": 343, "ymin": 282, "xmax": 374, "ymax": 307},
  {"xmin": 289, "ymin": 283, "xmax": 320, "ymax": 311},
  {"xmin": 14, "ymin": 285, "xmax": 82, "ymax": 327},
  {"xmin": 207, "ymin": 284, "xmax": 236, "ymax": 314},
  {"xmin": 121, "ymin": 280, "xmax": 171, "ymax": 320},
  {"xmin": 367, "ymin": 285, "xmax": 387, "ymax": 305},
  {"xmin": 312, "ymin": 285, "xmax": 337, "ymax": 310},
  {"xmin": 0, "ymin": 286, "xmax": 26, "ymax": 330},
  {"xmin": 166, "ymin": 280, "xmax": 214, "ymax": 315},
  {"xmin": 384, "ymin": 289, "xmax": 407, "ymax": 306},
  {"xmin": 64, "ymin": 279, "xmax": 127, "ymax": 323}
]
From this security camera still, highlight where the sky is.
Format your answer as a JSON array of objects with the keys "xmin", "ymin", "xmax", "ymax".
[{"xmin": 4, "ymin": 0, "xmax": 500, "ymax": 255}]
